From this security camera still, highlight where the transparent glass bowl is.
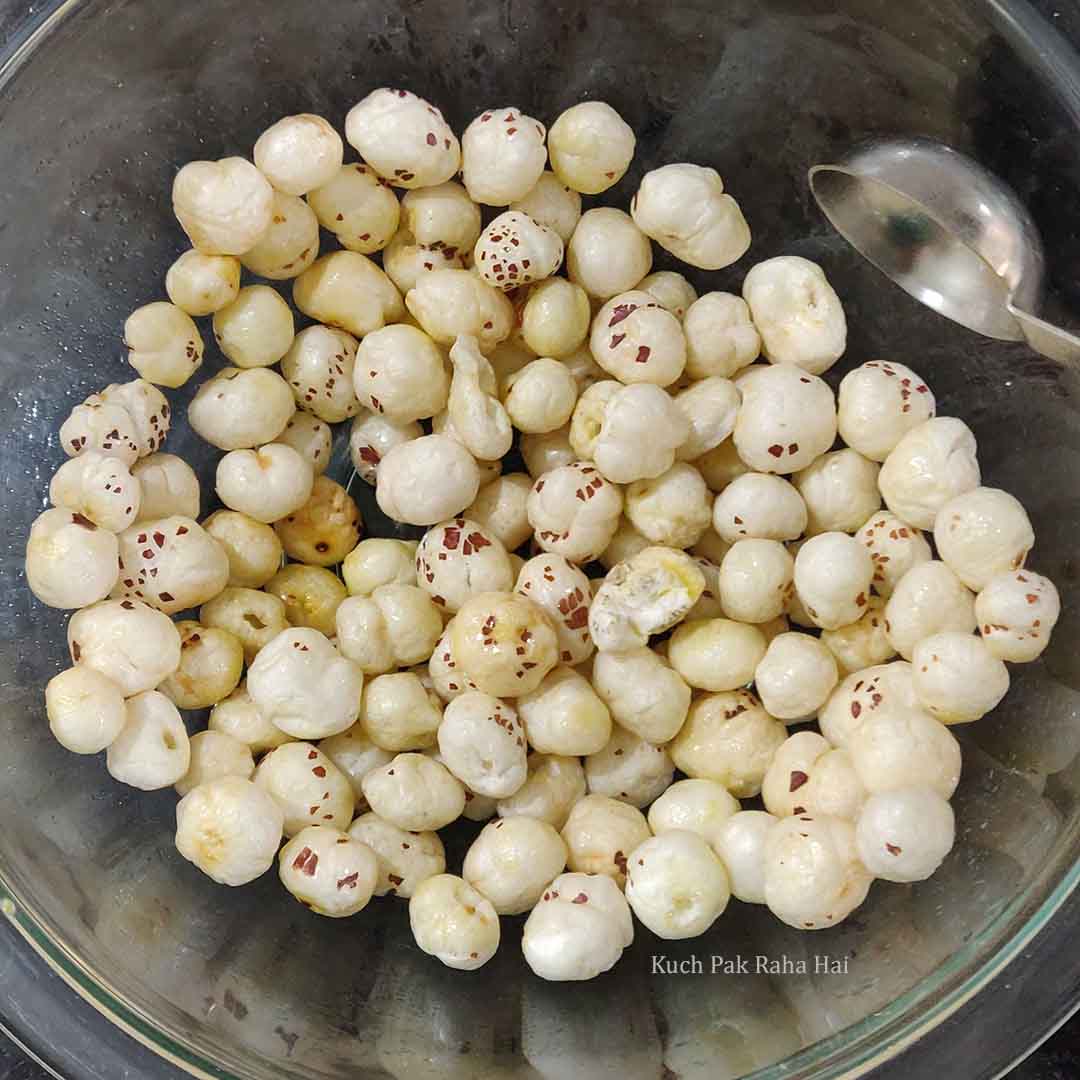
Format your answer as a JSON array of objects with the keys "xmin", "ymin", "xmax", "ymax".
[{"xmin": 1, "ymin": 0, "xmax": 1080, "ymax": 1077}]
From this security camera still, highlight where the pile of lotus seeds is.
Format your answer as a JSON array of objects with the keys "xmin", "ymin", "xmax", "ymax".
[{"xmin": 26, "ymin": 89, "xmax": 1061, "ymax": 981}]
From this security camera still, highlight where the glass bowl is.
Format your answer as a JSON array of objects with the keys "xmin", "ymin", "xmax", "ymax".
[{"xmin": 1, "ymin": 0, "xmax": 1079, "ymax": 1077}]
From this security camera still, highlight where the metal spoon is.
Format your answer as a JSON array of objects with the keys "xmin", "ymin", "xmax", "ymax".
[{"xmin": 808, "ymin": 136, "xmax": 1080, "ymax": 365}]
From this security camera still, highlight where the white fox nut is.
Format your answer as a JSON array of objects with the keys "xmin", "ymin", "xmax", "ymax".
[
  {"xmin": 172, "ymin": 157, "xmax": 274, "ymax": 255},
  {"xmin": 497, "ymin": 754, "xmax": 587, "ymax": 830},
  {"xmin": 636, "ymin": 270, "xmax": 699, "ymax": 320},
  {"xmin": 106, "ymin": 690, "xmax": 190, "ymax": 791},
  {"xmin": 754, "ymin": 633, "xmax": 839, "ymax": 722},
  {"xmin": 347, "ymin": 812, "xmax": 446, "ymax": 898},
  {"xmin": 239, "ymin": 192, "xmax": 319, "ymax": 280},
  {"xmin": 817, "ymin": 661, "xmax": 921, "ymax": 750},
  {"xmin": 405, "ymin": 268, "xmax": 513, "ymax": 354},
  {"xmin": 188, "ymin": 367, "xmax": 295, "ymax": 450},
  {"xmin": 274, "ymin": 412, "xmax": 332, "ymax": 476},
  {"xmin": 45, "ymin": 666, "xmax": 126, "ymax": 754},
  {"xmin": 733, "ymin": 363, "xmax": 838, "ymax": 474},
  {"xmin": 522, "ymin": 871, "xmax": 634, "ymax": 981},
  {"xmin": 667, "ymin": 616, "xmax": 767, "ymax": 692},
  {"xmin": 201, "ymin": 587, "xmax": 289, "ymax": 664},
  {"xmin": 279, "ymin": 825, "xmax": 378, "ymax": 917},
  {"xmin": 585, "ymin": 727, "xmax": 674, "ymax": 808},
  {"xmin": 174, "ymin": 730, "xmax": 254, "ymax": 798},
  {"xmin": 625, "ymin": 830, "xmax": 731, "ymax": 938},
  {"xmin": 669, "ymin": 689, "xmax": 785, "ymax": 798},
  {"xmin": 911, "ymin": 631, "xmax": 1010, "ymax": 724},
  {"xmin": 375, "ymin": 434, "xmax": 481, "ymax": 527},
  {"xmin": 683, "ymin": 292, "xmax": 761, "ymax": 379},
  {"xmin": 474, "ymin": 210, "xmax": 564, "ymax": 291},
  {"xmin": 463, "ymin": 816, "xmax": 567, "ymax": 915},
  {"xmin": 273, "ymin": 476, "xmax": 361, "ymax": 567},
  {"xmin": 68, "ymin": 598, "xmax": 180, "ymax": 694},
  {"xmin": 293, "ymin": 251, "xmax": 403, "ymax": 338},
  {"xmin": 113, "ymin": 515, "xmax": 229, "ymax": 615},
  {"xmin": 253, "ymin": 113, "xmax": 343, "ymax": 196},
  {"xmin": 209, "ymin": 682, "xmax": 293, "ymax": 755},
  {"xmin": 527, "ymin": 461, "xmax": 624, "ymax": 564},
  {"xmin": 253, "ymin": 741, "xmax": 355, "ymax": 836},
  {"xmin": 97, "ymin": 380, "xmax": 171, "ymax": 459},
  {"xmin": 349, "ymin": 412, "xmax": 422, "ymax": 485},
  {"xmin": 361, "ymin": 753, "xmax": 466, "ymax": 831},
  {"xmin": 590, "ymin": 290, "xmax": 687, "ymax": 387},
  {"xmin": 742, "ymin": 256, "xmax": 847, "ymax": 375},
  {"xmin": 337, "ymin": 586, "xmax": 442, "ymax": 676},
  {"xmin": 548, "ymin": 101, "xmax": 635, "ymax": 194},
  {"xmin": 202, "ymin": 510, "xmax": 282, "ymax": 589},
  {"xmin": 409, "ymin": 874, "xmax": 500, "ymax": 970},
  {"xmin": 837, "ymin": 360, "xmax": 936, "ymax": 461},
  {"xmin": 884, "ymin": 560, "xmax": 977, "ymax": 660},
  {"xmin": 159, "ymin": 621, "xmax": 244, "ymax": 711},
  {"xmin": 521, "ymin": 426, "xmax": 576, "ymax": 479},
  {"xmin": 517, "ymin": 665, "xmax": 612, "ymax": 756},
  {"xmin": 568, "ymin": 379, "xmax": 619, "ymax": 461},
  {"xmin": 849, "ymin": 707, "xmax": 961, "ymax": 798},
  {"xmin": 165, "ymin": 250, "xmax": 240, "ymax": 316},
  {"xmin": 446, "ymin": 334, "xmax": 514, "ymax": 461},
  {"xmin": 625, "ymin": 464, "xmax": 712, "ymax": 549},
  {"xmin": 515, "ymin": 553, "xmax": 594, "ymax": 666},
  {"xmin": 647, "ymin": 778, "xmax": 740, "ymax": 848},
  {"xmin": 426, "ymin": 625, "xmax": 481, "ymax": 703},
  {"xmin": 878, "ymin": 417, "xmax": 981, "ymax": 530},
  {"xmin": 590, "ymin": 546, "xmax": 705, "ymax": 653},
  {"xmin": 437, "ymin": 692, "xmax": 527, "ymax": 798},
  {"xmin": 763, "ymin": 814, "xmax": 872, "ymax": 930},
  {"xmin": 280, "ymin": 324, "xmax": 361, "ymax": 423},
  {"xmin": 215, "ymin": 443, "xmax": 314, "ymax": 524},
  {"xmin": 25, "ymin": 507, "xmax": 119, "ymax": 609},
  {"xmin": 793, "ymin": 532, "xmax": 875, "ymax": 631},
  {"xmin": 345, "ymin": 88, "xmax": 460, "ymax": 188},
  {"xmin": 175, "ymin": 777, "xmax": 284, "ymax": 886},
  {"xmin": 717, "ymin": 539, "xmax": 794, "ymax": 623},
  {"xmin": 124, "ymin": 301, "xmax": 204, "ymax": 388},
  {"xmin": 265, "ymin": 564, "xmax": 347, "ymax": 637},
  {"xmin": 632, "ymin": 163, "xmax": 751, "ymax": 270},
  {"xmin": 461, "ymin": 106, "xmax": 547, "ymax": 204},
  {"xmin": 713, "ymin": 810, "xmax": 778, "ymax": 904},
  {"xmin": 592, "ymin": 647, "xmax": 691, "ymax": 745},
  {"xmin": 511, "ymin": 170, "xmax": 583, "ymax": 242},
  {"xmin": 415, "ymin": 518, "xmax": 513, "ymax": 614},
  {"xmin": 59, "ymin": 398, "xmax": 141, "ymax": 466},
  {"xmin": 567, "ymin": 208, "xmax": 653, "ymax": 300},
  {"xmin": 318, "ymin": 723, "xmax": 393, "ymax": 804},
  {"xmin": 503, "ymin": 358, "xmax": 580, "ymax": 435},
  {"xmin": 820, "ymin": 596, "xmax": 895, "ymax": 676},
  {"xmin": 934, "ymin": 486, "xmax": 1035, "ymax": 591},
  {"xmin": 354, "ymin": 324, "xmax": 448, "ymax": 424},
  {"xmin": 384, "ymin": 235, "xmax": 466, "ymax": 294},
  {"xmin": 519, "ymin": 278, "xmax": 591, "ymax": 359},
  {"xmin": 856, "ymin": 511, "xmax": 933, "ymax": 598},
  {"xmin": 561, "ymin": 794, "xmax": 650, "ymax": 886},
  {"xmin": 248, "ymin": 627, "xmax": 363, "ymax": 740},
  {"xmin": 593, "ymin": 383, "xmax": 690, "ymax": 484},
  {"xmin": 401, "ymin": 180, "xmax": 481, "ymax": 251},
  {"xmin": 794, "ymin": 449, "xmax": 881, "ymax": 536},
  {"xmin": 342, "ymin": 538, "xmax": 417, "ymax": 596},
  {"xmin": 599, "ymin": 517, "xmax": 651, "ymax": 571},
  {"xmin": 761, "ymin": 730, "xmax": 865, "ymax": 821},
  {"xmin": 712, "ymin": 472, "xmax": 807, "ymax": 543},
  {"xmin": 451, "ymin": 591, "xmax": 560, "ymax": 697},
  {"xmin": 359, "ymin": 671, "xmax": 442, "ymax": 752},
  {"xmin": 465, "ymin": 473, "xmax": 533, "ymax": 553},
  {"xmin": 855, "ymin": 787, "xmax": 955, "ymax": 883},
  {"xmin": 132, "ymin": 454, "xmax": 199, "ymax": 524},
  {"xmin": 975, "ymin": 569, "xmax": 1060, "ymax": 662},
  {"xmin": 674, "ymin": 378, "xmax": 740, "ymax": 462},
  {"xmin": 307, "ymin": 162, "xmax": 401, "ymax": 254}
]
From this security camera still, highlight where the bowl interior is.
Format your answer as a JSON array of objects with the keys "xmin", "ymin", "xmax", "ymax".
[{"xmin": 2, "ymin": 0, "xmax": 1080, "ymax": 1077}]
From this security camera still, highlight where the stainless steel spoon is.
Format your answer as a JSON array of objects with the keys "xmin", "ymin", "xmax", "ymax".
[{"xmin": 808, "ymin": 136, "xmax": 1080, "ymax": 365}]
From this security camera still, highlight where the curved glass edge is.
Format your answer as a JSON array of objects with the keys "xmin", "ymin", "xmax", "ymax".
[
  {"xmin": 0, "ymin": 1016, "xmax": 64, "ymax": 1080},
  {"xmin": 0, "ymin": 0, "xmax": 1078, "ymax": 1078}
]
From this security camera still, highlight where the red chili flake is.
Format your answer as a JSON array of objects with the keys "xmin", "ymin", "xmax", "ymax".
[
  {"xmin": 159, "ymin": 592, "xmax": 175, "ymax": 603},
  {"xmin": 634, "ymin": 345, "xmax": 651, "ymax": 364},
  {"xmin": 768, "ymin": 444, "xmax": 784, "ymax": 458},
  {"xmin": 571, "ymin": 892, "xmax": 589, "ymax": 904},
  {"xmin": 855, "ymin": 592, "xmax": 867, "ymax": 607},
  {"xmin": 466, "ymin": 531, "xmax": 491, "ymax": 550},
  {"xmin": 312, "ymin": 766, "xmax": 327, "ymax": 778},
  {"xmin": 733, "ymin": 515, "xmax": 743, "ymax": 524},
  {"xmin": 443, "ymin": 526, "xmax": 462, "ymax": 550},
  {"xmin": 851, "ymin": 701, "xmax": 862, "ymax": 719},
  {"xmin": 885, "ymin": 843, "xmax": 902, "ymax": 856},
  {"xmin": 793, "ymin": 806, "xmax": 806, "ymax": 815},
  {"xmin": 358, "ymin": 446, "xmax": 380, "ymax": 465},
  {"xmin": 120, "ymin": 600, "xmax": 135, "ymax": 611},
  {"xmin": 292, "ymin": 847, "xmax": 319, "ymax": 876},
  {"xmin": 337, "ymin": 872, "xmax": 360, "ymax": 890},
  {"xmin": 1026, "ymin": 593, "xmax": 1039, "ymax": 604},
  {"xmin": 70, "ymin": 512, "xmax": 97, "ymax": 529},
  {"xmin": 308, "ymin": 750, "xmax": 318, "ymax": 760},
  {"xmin": 152, "ymin": 531, "xmax": 166, "ymax": 548},
  {"xmin": 788, "ymin": 443, "xmax": 799, "ymax": 455},
  {"xmin": 426, "ymin": 132, "xmax": 437, "ymax": 146},
  {"xmin": 789, "ymin": 770, "xmax": 809, "ymax": 792},
  {"xmin": 387, "ymin": 873, "xmax": 404, "ymax": 887},
  {"xmin": 608, "ymin": 304, "xmax": 634, "ymax": 327}
]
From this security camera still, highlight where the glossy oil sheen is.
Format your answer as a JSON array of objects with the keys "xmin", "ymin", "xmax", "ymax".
[{"xmin": 1, "ymin": 0, "xmax": 1080, "ymax": 1078}]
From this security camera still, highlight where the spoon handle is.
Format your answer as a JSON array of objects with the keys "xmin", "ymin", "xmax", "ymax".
[{"xmin": 1008, "ymin": 304, "xmax": 1080, "ymax": 368}]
